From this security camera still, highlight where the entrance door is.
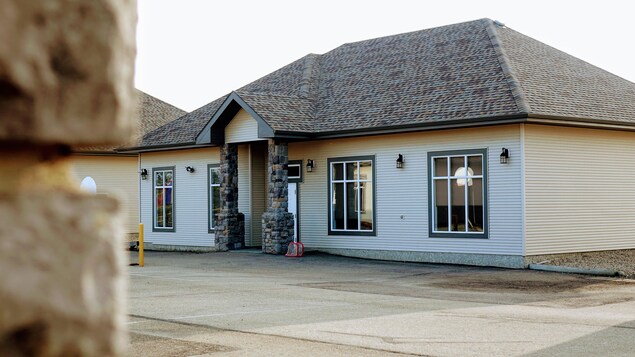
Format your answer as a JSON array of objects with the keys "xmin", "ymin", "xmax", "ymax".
[{"xmin": 288, "ymin": 182, "xmax": 298, "ymax": 242}]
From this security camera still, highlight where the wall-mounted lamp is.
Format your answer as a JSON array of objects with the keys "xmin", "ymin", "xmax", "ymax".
[
  {"xmin": 140, "ymin": 168, "xmax": 148, "ymax": 180},
  {"xmin": 185, "ymin": 166, "xmax": 196, "ymax": 173},
  {"xmin": 500, "ymin": 148, "xmax": 510, "ymax": 164},
  {"xmin": 396, "ymin": 154, "xmax": 404, "ymax": 169},
  {"xmin": 306, "ymin": 159, "xmax": 315, "ymax": 172}
]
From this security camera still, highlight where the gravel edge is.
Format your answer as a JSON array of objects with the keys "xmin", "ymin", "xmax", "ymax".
[{"xmin": 526, "ymin": 250, "xmax": 634, "ymax": 279}]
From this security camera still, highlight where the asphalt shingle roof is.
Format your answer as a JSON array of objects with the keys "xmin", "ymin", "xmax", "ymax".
[
  {"xmin": 140, "ymin": 95, "xmax": 227, "ymax": 148},
  {"xmin": 311, "ymin": 20, "xmax": 520, "ymax": 132},
  {"xmin": 79, "ymin": 90, "xmax": 186, "ymax": 152},
  {"xmin": 238, "ymin": 93, "xmax": 315, "ymax": 132},
  {"xmin": 497, "ymin": 26, "xmax": 635, "ymax": 123},
  {"xmin": 138, "ymin": 18, "xmax": 635, "ymax": 148},
  {"xmin": 136, "ymin": 90, "xmax": 188, "ymax": 139}
]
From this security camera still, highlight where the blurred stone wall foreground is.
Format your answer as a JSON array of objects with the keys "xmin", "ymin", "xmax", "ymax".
[{"xmin": 0, "ymin": 0, "xmax": 137, "ymax": 356}]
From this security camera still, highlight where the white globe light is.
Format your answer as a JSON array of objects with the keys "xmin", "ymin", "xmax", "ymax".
[
  {"xmin": 454, "ymin": 167, "xmax": 474, "ymax": 186},
  {"xmin": 80, "ymin": 176, "xmax": 97, "ymax": 194}
]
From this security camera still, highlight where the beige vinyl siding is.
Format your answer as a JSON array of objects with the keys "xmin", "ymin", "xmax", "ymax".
[
  {"xmin": 237, "ymin": 144, "xmax": 252, "ymax": 245},
  {"xmin": 289, "ymin": 124, "xmax": 523, "ymax": 255},
  {"xmin": 140, "ymin": 147, "xmax": 220, "ymax": 247},
  {"xmin": 249, "ymin": 142, "xmax": 267, "ymax": 247},
  {"xmin": 225, "ymin": 109, "xmax": 264, "ymax": 143},
  {"xmin": 237, "ymin": 143, "xmax": 266, "ymax": 247},
  {"xmin": 70, "ymin": 155, "xmax": 138, "ymax": 233},
  {"xmin": 524, "ymin": 124, "xmax": 635, "ymax": 255}
]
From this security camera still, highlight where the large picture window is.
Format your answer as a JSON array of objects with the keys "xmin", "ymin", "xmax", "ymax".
[
  {"xmin": 328, "ymin": 156, "xmax": 375, "ymax": 235},
  {"xmin": 208, "ymin": 164, "xmax": 221, "ymax": 231},
  {"xmin": 429, "ymin": 150, "xmax": 487, "ymax": 238},
  {"xmin": 153, "ymin": 167, "xmax": 175, "ymax": 231}
]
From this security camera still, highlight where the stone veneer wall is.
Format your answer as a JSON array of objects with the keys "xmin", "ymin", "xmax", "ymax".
[
  {"xmin": 262, "ymin": 140, "xmax": 294, "ymax": 254},
  {"xmin": 215, "ymin": 143, "xmax": 245, "ymax": 250}
]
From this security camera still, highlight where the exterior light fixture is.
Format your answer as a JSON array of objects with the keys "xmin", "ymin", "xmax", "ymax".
[
  {"xmin": 396, "ymin": 154, "xmax": 404, "ymax": 169},
  {"xmin": 186, "ymin": 166, "xmax": 196, "ymax": 173},
  {"xmin": 140, "ymin": 168, "xmax": 148, "ymax": 180},
  {"xmin": 500, "ymin": 148, "xmax": 510, "ymax": 164},
  {"xmin": 455, "ymin": 167, "xmax": 474, "ymax": 187},
  {"xmin": 306, "ymin": 159, "xmax": 315, "ymax": 172},
  {"xmin": 80, "ymin": 176, "xmax": 97, "ymax": 194}
]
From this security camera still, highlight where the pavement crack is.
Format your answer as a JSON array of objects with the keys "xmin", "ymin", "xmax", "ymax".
[
  {"xmin": 128, "ymin": 315, "xmax": 431, "ymax": 356},
  {"xmin": 433, "ymin": 312, "xmax": 635, "ymax": 330},
  {"xmin": 321, "ymin": 331, "xmax": 533, "ymax": 345}
]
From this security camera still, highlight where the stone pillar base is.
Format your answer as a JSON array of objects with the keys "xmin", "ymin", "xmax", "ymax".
[
  {"xmin": 262, "ymin": 211, "xmax": 294, "ymax": 254},
  {"xmin": 215, "ymin": 212, "xmax": 244, "ymax": 251}
]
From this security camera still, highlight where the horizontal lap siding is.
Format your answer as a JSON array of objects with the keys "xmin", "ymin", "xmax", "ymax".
[
  {"xmin": 524, "ymin": 124, "xmax": 635, "ymax": 255},
  {"xmin": 140, "ymin": 148, "xmax": 220, "ymax": 247},
  {"xmin": 238, "ymin": 144, "xmax": 252, "ymax": 245},
  {"xmin": 70, "ymin": 155, "xmax": 138, "ymax": 233},
  {"xmin": 249, "ymin": 143, "xmax": 266, "ymax": 247},
  {"xmin": 289, "ymin": 125, "xmax": 522, "ymax": 255},
  {"xmin": 225, "ymin": 109, "xmax": 262, "ymax": 143}
]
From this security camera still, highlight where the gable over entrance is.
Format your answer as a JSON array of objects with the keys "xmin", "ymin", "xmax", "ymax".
[
  {"xmin": 196, "ymin": 92, "xmax": 274, "ymax": 145},
  {"xmin": 225, "ymin": 109, "xmax": 266, "ymax": 143}
]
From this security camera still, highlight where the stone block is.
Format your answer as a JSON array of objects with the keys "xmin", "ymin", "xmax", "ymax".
[
  {"xmin": 214, "ymin": 211, "xmax": 244, "ymax": 251},
  {"xmin": 0, "ymin": 191, "xmax": 126, "ymax": 356},
  {"xmin": 0, "ymin": 0, "xmax": 137, "ymax": 146}
]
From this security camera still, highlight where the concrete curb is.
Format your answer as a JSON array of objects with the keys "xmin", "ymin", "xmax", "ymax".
[{"xmin": 528, "ymin": 264, "xmax": 625, "ymax": 277}]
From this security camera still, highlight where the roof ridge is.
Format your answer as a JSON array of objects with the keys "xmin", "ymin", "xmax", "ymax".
[
  {"xmin": 298, "ymin": 54, "xmax": 320, "ymax": 125},
  {"xmin": 334, "ymin": 18, "xmax": 492, "ymax": 49},
  {"xmin": 484, "ymin": 19, "xmax": 531, "ymax": 114},
  {"xmin": 238, "ymin": 92, "xmax": 310, "ymax": 100},
  {"xmin": 298, "ymin": 54, "xmax": 320, "ymax": 98}
]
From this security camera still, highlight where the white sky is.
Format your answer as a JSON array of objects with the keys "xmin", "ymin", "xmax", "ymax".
[{"xmin": 135, "ymin": 0, "xmax": 635, "ymax": 112}]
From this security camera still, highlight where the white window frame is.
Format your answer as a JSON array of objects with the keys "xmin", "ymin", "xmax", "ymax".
[
  {"xmin": 328, "ymin": 156, "xmax": 375, "ymax": 235},
  {"xmin": 288, "ymin": 160, "xmax": 303, "ymax": 183},
  {"xmin": 208, "ymin": 164, "xmax": 221, "ymax": 231},
  {"xmin": 429, "ymin": 149, "xmax": 488, "ymax": 238},
  {"xmin": 153, "ymin": 167, "xmax": 175, "ymax": 231}
]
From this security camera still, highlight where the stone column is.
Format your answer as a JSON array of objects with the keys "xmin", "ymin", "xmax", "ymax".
[
  {"xmin": 215, "ymin": 143, "xmax": 245, "ymax": 250},
  {"xmin": 262, "ymin": 140, "xmax": 294, "ymax": 254},
  {"xmin": 0, "ymin": 1, "xmax": 136, "ymax": 356}
]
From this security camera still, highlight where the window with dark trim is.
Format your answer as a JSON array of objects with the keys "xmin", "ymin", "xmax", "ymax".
[
  {"xmin": 208, "ymin": 164, "xmax": 221, "ymax": 232},
  {"xmin": 153, "ymin": 166, "xmax": 175, "ymax": 232},
  {"xmin": 328, "ymin": 156, "xmax": 375, "ymax": 236},
  {"xmin": 428, "ymin": 149, "xmax": 488, "ymax": 238}
]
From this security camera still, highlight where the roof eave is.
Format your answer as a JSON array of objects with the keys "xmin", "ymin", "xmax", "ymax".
[
  {"xmin": 309, "ymin": 114, "xmax": 529, "ymax": 139},
  {"xmin": 125, "ymin": 114, "xmax": 635, "ymax": 152},
  {"xmin": 72, "ymin": 150, "xmax": 137, "ymax": 157},
  {"xmin": 526, "ymin": 114, "xmax": 635, "ymax": 132},
  {"xmin": 275, "ymin": 114, "xmax": 635, "ymax": 140},
  {"xmin": 117, "ymin": 141, "xmax": 217, "ymax": 153}
]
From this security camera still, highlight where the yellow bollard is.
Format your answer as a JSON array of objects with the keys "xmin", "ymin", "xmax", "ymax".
[{"xmin": 138, "ymin": 223, "xmax": 144, "ymax": 267}]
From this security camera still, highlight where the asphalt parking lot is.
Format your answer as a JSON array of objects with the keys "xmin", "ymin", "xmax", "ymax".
[{"xmin": 127, "ymin": 250, "xmax": 635, "ymax": 356}]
